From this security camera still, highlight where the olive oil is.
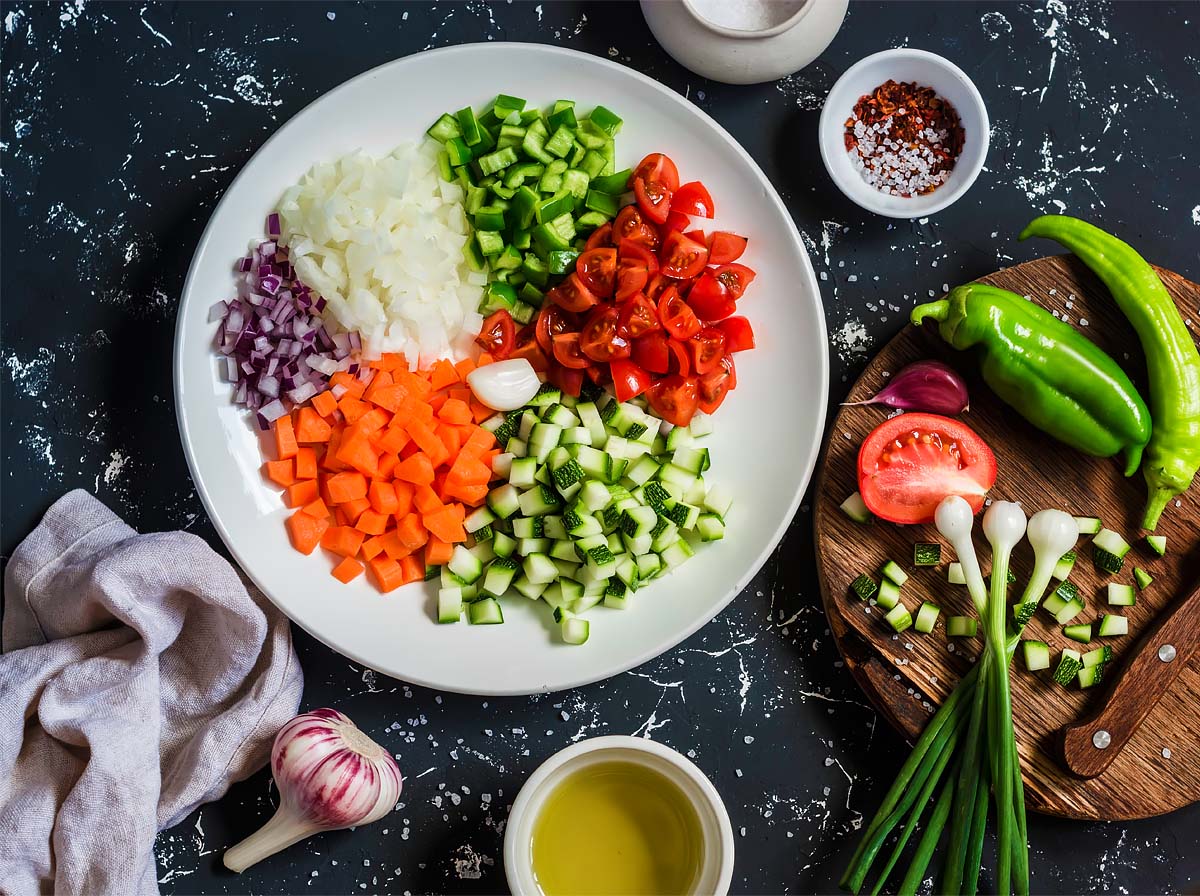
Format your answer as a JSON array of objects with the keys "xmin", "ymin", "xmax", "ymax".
[{"xmin": 530, "ymin": 760, "xmax": 704, "ymax": 896}]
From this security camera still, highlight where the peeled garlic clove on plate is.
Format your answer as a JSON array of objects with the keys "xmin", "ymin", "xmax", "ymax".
[{"xmin": 467, "ymin": 358, "xmax": 542, "ymax": 411}]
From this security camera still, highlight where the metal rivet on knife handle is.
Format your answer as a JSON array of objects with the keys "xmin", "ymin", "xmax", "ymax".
[
  {"xmin": 1158, "ymin": 644, "xmax": 1177, "ymax": 663},
  {"xmin": 1092, "ymin": 730, "xmax": 1111, "ymax": 750}
]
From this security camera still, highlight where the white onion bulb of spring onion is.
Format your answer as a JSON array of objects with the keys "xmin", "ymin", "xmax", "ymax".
[
  {"xmin": 466, "ymin": 358, "xmax": 542, "ymax": 411},
  {"xmin": 223, "ymin": 709, "xmax": 401, "ymax": 873}
]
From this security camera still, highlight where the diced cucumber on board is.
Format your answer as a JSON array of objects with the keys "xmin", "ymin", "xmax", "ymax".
[
  {"xmin": 840, "ymin": 491, "xmax": 872, "ymax": 523},
  {"xmin": 1022, "ymin": 640, "xmax": 1051, "ymax": 672}
]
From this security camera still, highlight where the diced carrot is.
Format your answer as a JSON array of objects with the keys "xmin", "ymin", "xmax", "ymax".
[
  {"xmin": 447, "ymin": 456, "xmax": 492, "ymax": 487},
  {"xmin": 392, "ymin": 481, "xmax": 415, "ymax": 517},
  {"xmin": 444, "ymin": 483, "xmax": 489, "ymax": 506},
  {"xmin": 324, "ymin": 471, "xmax": 368, "ymax": 504},
  {"xmin": 399, "ymin": 554, "xmax": 424, "ymax": 585},
  {"xmin": 338, "ymin": 394, "xmax": 370, "ymax": 423},
  {"xmin": 396, "ymin": 512, "xmax": 429, "ymax": 550},
  {"xmin": 414, "ymin": 484, "xmax": 445, "ymax": 515},
  {"xmin": 284, "ymin": 479, "xmax": 320, "ymax": 508},
  {"xmin": 362, "ymin": 369, "xmax": 394, "ymax": 402},
  {"xmin": 405, "ymin": 419, "xmax": 449, "ymax": 466},
  {"xmin": 321, "ymin": 525, "xmax": 365, "ymax": 558},
  {"xmin": 448, "ymin": 502, "xmax": 466, "ymax": 522},
  {"xmin": 379, "ymin": 530, "xmax": 414, "ymax": 560},
  {"xmin": 265, "ymin": 459, "xmax": 297, "ymax": 487},
  {"xmin": 469, "ymin": 399, "xmax": 494, "ymax": 423},
  {"xmin": 368, "ymin": 480, "xmax": 399, "ymax": 515},
  {"xmin": 433, "ymin": 468, "xmax": 450, "ymax": 502},
  {"xmin": 376, "ymin": 452, "xmax": 399, "ymax": 480},
  {"xmin": 394, "ymin": 454, "xmax": 435, "ymax": 486},
  {"xmin": 460, "ymin": 426, "xmax": 496, "ymax": 458},
  {"xmin": 478, "ymin": 352, "xmax": 495, "ymax": 366},
  {"xmin": 274, "ymin": 415, "xmax": 299, "ymax": 460},
  {"xmin": 454, "ymin": 357, "xmax": 477, "ymax": 381},
  {"xmin": 438, "ymin": 398, "xmax": 473, "ymax": 425},
  {"xmin": 448, "ymin": 386, "xmax": 473, "ymax": 404},
  {"xmin": 376, "ymin": 425, "xmax": 410, "ymax": 455},
  {"xmin": 334, "ymin": 506, "xmax": 352, "ymax": 526},
  {"xmin": 341, "ymin": 496, "xmax": 372, "ymax": 524},
  {"xmin": 427, "ymin": 391, "xmax": 450, "ymax": 413},
  {"xmin": 430, "ymin": 359, "xmax": 460, "ymax": 390},
  {"xmin": 356, "ymin": 509, "xmax": 388, "ymax": 536},
  {"xmin": 425, "ymin": 536, "xmax": 454, "ymax": 566},
  {"xmin": 380, "ymin": 352, "xmax": 409, "ymax": 371},
  {"xmin": 368, "ymin": 556, "xmax": 406, "ymax": 593},
  {"xmin": 295, "ymin": 406, "xmax": 332, "ymax": 443},
  {"xmin": 438, "ymin": 424, "xmax": 463, "ymax": 460},
  {"xmin": 361, "ymin": 535, "xmax": 385, "ymax": 561},
  {"xmin": 294, "ymin": 446, "xmax": 318, "ymax": 479},
  {"xmin": 322, "ymin": 428, "xmax": 348, "ymax": 472},
  {"xmin": 330, "ymin": 371, "xmax": 366, "ymax": 399},
  {"xmin": 311, "ymin": 390, "xmax": 338, "ymax": 418},
  {"xmin": 412, "ymin": 400, "xmax": 436, "ymax": 424},
  {"xmin": 367, "ymin": 383, "xmax": 410, "ymax": 413},
  {"xmin": 424, "ymin": 507, "xmax": 467, "ymax": 544},
  {"xmin": 286, "ymin": 509, "xmax": 329, "ymax": 555},
  {"xmin": 332, "ymin": 556, "xmax": 364, "ymax": 584},
  {"xmin": 336, "ymin": 435, "xmax": 380, "ymax": 478},
  {"xmin": 349, "ymin": 407, "xmax": 391, "ymax": 438},
  {"xmin": 302, "ymin": 496, "xmax": 331, "ymax": 519}
]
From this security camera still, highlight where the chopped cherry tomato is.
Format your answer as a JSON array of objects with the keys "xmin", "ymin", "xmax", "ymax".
[
  {"xmin": 547, "ymin": 362, "xmax": 584, "ymax": 398},
  {"xmin": 536, "ymin": 305, "xmax": 578, "ymax": 355},
  {"xmin": 671, "ymin": 181, "xmax": 715, "ymax": 218},
  {"xmin": 633, "ymin": 176, "xmax": 672, "ymax": 225},
  {"xmin": 685, "ymin": 272, "xmax": 736, "ymax": 321},
  {"xmin": 643, "ymin": 272, "xmax": 669, "ymax": 300},
  {"xmin": 475, "ymin": 309, "xmax": 516, "ymax": 359},
  {"xmin": 631, "ymin": 331, "xmax": 671, "ymax": 374},
  {"xmin": 716, "ymin": 316, "xmax": 755, "ymax": 352},
  {"xmin": 686, "ymin": 327, "xmax": 726, "ymax": 375},
  {"xmin": 660, "ymin": 230, "xmax": 709, "ymax": 280},
  {"xmin": 549, "ymin": 273, "xmax": 600, "ymax": 313},
  {"xmin": 646, "ymin": 374, "xmax": 700, "ymax": 427},
  {"xmin": 579, "ymin": 306, "xmax": 631, "ymax": 363},
  {"xmin": 617, "ymin": 239, "xmax": 659, "ymax": 273},
  {"xmin": 698, "ymin": 355, "xmax": 736, "ymax": 414},
  {"xmin": 615, "ymin": 254, "xmax": 650, "ymax": 302},
  {"xmin": 614, "ymin": 206, "xmax": 659, "ymax": 251},
  {"xmin": 577, "ymin": 248, "xmax": 618, "ymax": 298},
  {"xmin": 552, "ymin": 332, "xmax": 592, "ymax": 369},
  {"xmin": 661, "ymin": 210, "xmax": 690, "ymax": 234},
  {"xmin": 585, "ymin": 221, "xmax": 614, "ymax": 251},
  {"xmin": 657, "ymin": 286, "xmax": 701, "ymax": 340},
  {"xmin": 632, "ymin": 153, "xmax": 680, "ymax": 192},
  {"xmin": 617, "ymin": 293, "xmax": 661, "ymax": 338},
  {"xmin": 708, "ymin": 231, "xmax": 747, "ymax": 265},
  {"xmin": 858, "ymin": 413, "xmax": 998, "ymax": 525},
  {"xmin": 666, "ymin": 338, "xmax": 691, "ymax": 376},
  {"xmin": 510, "ymin": 323, "xmax": 550, "ymax": 372},
  {"xmin": 610, "ymin": 358, "xmax": 653, "ymax": 402},
  {"xmin": 585, "ymin": 364, "xmax": 607, "ymax": 384},
  {"xmin": 683, "ymin": 228, "xmax": 708, "ymax": 245},
  {"xmin": 713, "ymin": 263, "xmax": 756, "ymax": 299}
]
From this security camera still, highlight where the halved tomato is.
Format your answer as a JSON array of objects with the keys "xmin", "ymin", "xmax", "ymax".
[
  {"xmin": 716, "ymin": 316, "xmax": 755, "ymax": 352},
  {"xmin": 610, "ymin": 358, "xmax": 653, "ymax": 402},
  {"xmin": 634, "ymin": 177, "xmax": 672, "ymax": 225},
  {"xmin": 671, "ymin": 181, "xmax": 715, "ymax": 218},
  {"xmin": 632, "ymin": 153, "xmax": 681, "ymax": 192},
  {"xmin": 857, "ymin": 414, "xmax": 997, "ymax": 525},
  {"xmin": 552, "ymin": 332, "xmax": 592, "ymax": 369},
  {"xmin": 660, "ymin": 231, "xmax": 709, "ymax": 280},
  {"xmin": 713, "ymin": 263, "xmax": 755, "ymax": 299},
  {"xmin": 579, "ymin": 306, "xmax": 631, "ymax": 363},
  {"xmin": 658, "ymin": 286, "xmax": 701, "ymax": 340},
  {"xmin": 536, "ymin": 305, "xmax": 578, "ymax": 354},
  {"xmin": 585, "ymin": 222, "xmax": 614, "ymax": 251},
  {"xmin": 618, "ymin": 293, "xmax": 661, "ymax": 338},
  {"xmin": 577, "ymin": 248, "xmax": 618, "ymax": 298},
  {"xmin": 476, "ymin": 310, "xmax": 516, "ymax": 359},
  {"xmin": 686, "ymin": 327, "xmax": 726, "ymax": 375},
  {"xmin": 698, "ymin": 354, "xmax": 736, "ymax": 414},
  {"xmin": 618, "ymin": 239, "xmax": 660, "ymax": 273},
  {"xmin": 685, "ymin": 272, "xmax": 736, "ymax": 321},
  {"xmin": 549, "ymin": 273, "xmax": 600, "ymax": 313},
  {"xmin": 646, "ymin": 374, "xmax": 699, "ymax": 427},
  {"xmin": 631, "ymin": 332, "xmax": 671, "ymax": 374},
  {"xmin": 614, "ymin": 206, "xmax": 660, "ymax": 251},
  {"xmin": 708, "ymin": 231, "xmax": 747, "ymax": 265}
]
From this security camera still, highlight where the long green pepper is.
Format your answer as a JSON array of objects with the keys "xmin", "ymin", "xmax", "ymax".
[{"xmin": 1019, "ymin": 214, "xmax": 1200, "ymax": 529}]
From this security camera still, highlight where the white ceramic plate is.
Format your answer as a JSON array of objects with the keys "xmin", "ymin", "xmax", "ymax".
[{"xmin": 174, "ymin": 43, "xmax": 828, "ymax": 695}]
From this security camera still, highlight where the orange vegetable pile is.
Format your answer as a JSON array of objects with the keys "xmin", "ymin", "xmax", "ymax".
[{"xmin": 262, "ymin": 352, "xmax": 500, "ymax": 593}]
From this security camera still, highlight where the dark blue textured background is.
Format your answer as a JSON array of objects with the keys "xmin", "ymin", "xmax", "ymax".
[{"xmin": 3, "ymin": 1, "xmax": 1199, "ymax": 893}]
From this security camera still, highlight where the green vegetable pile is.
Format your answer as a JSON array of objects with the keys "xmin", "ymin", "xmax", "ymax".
[{"xmin": 426, "ymin": 95, "xmax": 629, "ymax": 326}]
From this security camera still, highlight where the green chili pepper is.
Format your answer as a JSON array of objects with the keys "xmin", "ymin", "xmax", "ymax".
[
  {"xmin": 1019, "ymin": 215, "xmax": 1200, "ymax": 529},
  {"xmin": 912, "ymin": 283, "xmax": 1151, "ymax": 473}
]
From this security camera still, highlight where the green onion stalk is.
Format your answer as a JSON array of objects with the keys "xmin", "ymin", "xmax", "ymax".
[{"xmin": 840, "ymin": 501, "xmax": 1078, "ymax": 895}]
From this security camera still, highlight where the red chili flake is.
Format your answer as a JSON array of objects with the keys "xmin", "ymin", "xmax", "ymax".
[{"xmin": 843, "ymin": 79, "xmax": 966, "ymax": 198}]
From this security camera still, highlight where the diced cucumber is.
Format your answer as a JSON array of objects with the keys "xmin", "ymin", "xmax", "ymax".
[
  {"xmin": 468, "ymin": 597, "xmax": 505, "ymax": 625},
  {"xmin": 559, "ymin": 614, "xmax": 590, "ymax": 645},
  {"xmin": 850, "ymin": 574, "xmax": 878, "ymax": 602},
  {"xmin": 509, "ymin": 456, "xmax": 539, "ymax": 489},
  {"xmin": 523, "ymin": 553, "xmax": 558, "ymax": 585},
  {"xmin": 1055, "ymin": 598, "xmax": 1085, "ymax": 624},
  {"xmin": 513, "ymin": 575, "xmax": 548, "ymax": 601},
  {"xmin": 876, "ymin": 579, "xmax": 901, "ymax": 611},
  {"xmin": 465, "ymin": 506, "xmax": 497, "ymax": 533},
  {"xmin": 1133, "ymin": 567, "xmax": 1153, "ymax": 590},
  {"xmin": 1093, "ymin": 528, "xmax": 1131, "ymax": 573},
  {"xmin": 1063, "ymin": 622, "xmax": 1092, "ymax": 644},
  {"xmin": 913, "ymin": 543, "xmax": 941, "ymax": 567},
  {"xmin": 492, "ymin": 532, "xmax": 517, "ymax": 558},
  {"xmin": 1097, "ymin": 615, "xmax": 1128, "ymax": 637},
  {"xmin": 1077, "ymin": 663, "xmax": 1105, "ymax": 689},
  {"xmin": 879, "ymin": 560, "xmax": 909, "ymax": 586},
  {"xmin": 914, "ymin": 602, "xmax": 941, "ymax": 634},
  {"xmin": 840, "ymin": 491, "xmax": 872, "ymax": 523},
  {"xmin": 702, "ymin": 484, "xmax": 733, "ymax": 518},
  {"xmin": 488, "ymin": 483, "xmax": 521, "ymax": 519},
  {"xmin": 1022, "ymin": 640, "xmax": 1051, "ymax": 671},
  {"xmin": 696, "ymin": 513, "xmax": 725, "ymax": 542},
  {"xmin": 448, "ymin": 545, "xmax": 483, "ymax": 583},
  {"xmin": 1145, "ymin": 534, "xmax": 1167, "ymax": 556},
  {"xmin": 518, "ymin": 484, "xmax": 561, "ymax": 517},
  {"xmin": 1074, "ymin": 516, "xmax": 1103, "ymax": 535},
  {"xmin": 1083, "ymin": 645, "xmax": 1112, "ymax": 668},
  {"xmin": 1107, "ymin": 582, "xmax": 1136, "ymax": 607},
  {"xmin": 438, "ymin": 588, "xmax": 463, "ymax": 624},
  {"xmin": 947, "ymin": 562, "xmax": 966, "ymax": 585},
  {"xmin": 947, "ymin": 616, "xmax": 977, "ymax": 637},
  {"xmin": 1053, "ymin": 648, "xmax": 1084, "ymax": 686},
  {"xmin": 1052, "ymin": 550, "xmax": 1076, "ymax": 581},
  {"xmin": 884, "ymin": 604, "xmax": 913, "ymax": 633}
]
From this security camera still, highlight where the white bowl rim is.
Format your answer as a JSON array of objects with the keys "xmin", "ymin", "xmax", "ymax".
[
  {"xmin": 818, "ymin": 47, "xmax": 989, "ymax": 218},
  {"xmin": 502, "ymin": 735, "xmax": 736, "ymax": 896}
]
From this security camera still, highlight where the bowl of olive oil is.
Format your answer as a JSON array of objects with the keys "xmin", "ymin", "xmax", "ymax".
[{"xmin": 504, "ymin": 736, "xmax": 734, "ymax": 896}]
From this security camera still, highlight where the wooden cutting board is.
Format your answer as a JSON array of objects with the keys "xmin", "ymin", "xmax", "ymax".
[{"xmin": 814, "ymin": 254, "xmax": 1200, "ymax": 821}]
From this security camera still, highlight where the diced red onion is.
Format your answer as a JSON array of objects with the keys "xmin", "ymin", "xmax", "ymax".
[
  {"xmin": 266, "ymin": 213, "xmax": 281, "ymax": 238},
  {"xmin": 209, "ymin": 300, "xmax": 227, "ymax": 323},
  {"xmin": 287, "ymin": 382, "xmax": 319, "ymax": 405}
]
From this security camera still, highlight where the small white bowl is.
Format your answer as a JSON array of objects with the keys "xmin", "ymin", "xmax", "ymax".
[
  {"xmin": 819, "ymin": 48, "xmax": 989, "ymax": 218},
  {"xmin": 503, "ymin": 736, "xmax": 735, "ymax": 896}
]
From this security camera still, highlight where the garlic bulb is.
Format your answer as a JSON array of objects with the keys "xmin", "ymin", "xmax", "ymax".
[{"xmin": 223, "ymin": 708, "xmax": 402, "ymax": 873}]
